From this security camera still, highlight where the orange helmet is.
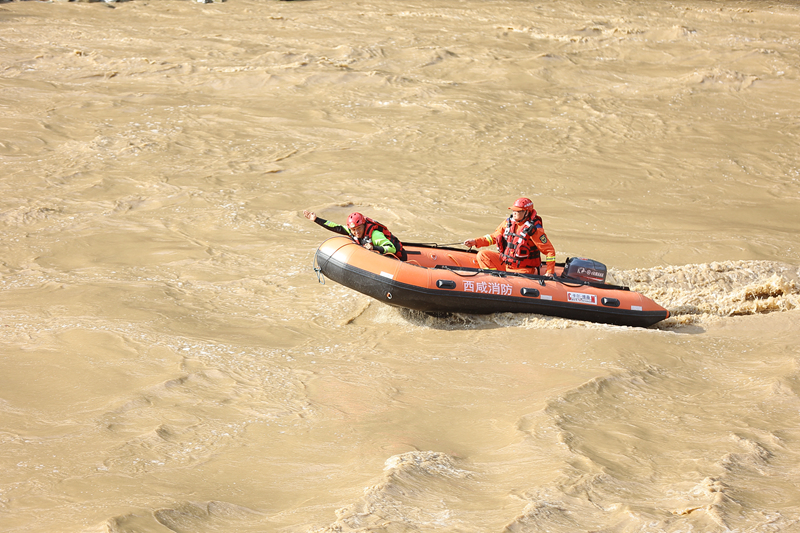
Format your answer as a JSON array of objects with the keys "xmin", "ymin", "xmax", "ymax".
[
  {"xmin": 509, "ymin": 197, "xmax": 534, "ymax": 212},
  {"xmin": 347, "ymin": 212, "xmax": 366, "ymax": 228}
]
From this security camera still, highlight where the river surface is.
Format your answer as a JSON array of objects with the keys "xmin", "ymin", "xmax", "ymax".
[{"xmin": 2, "ymin": 1, "xmax": 800, "ymax": 532}]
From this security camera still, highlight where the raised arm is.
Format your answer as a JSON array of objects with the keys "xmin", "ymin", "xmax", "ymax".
[{"xmin": 304, "ymin": 210, "xmax": 351, "ymax": 237}]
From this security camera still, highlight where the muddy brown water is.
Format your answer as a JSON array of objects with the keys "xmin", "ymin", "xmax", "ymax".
[{"xmin": 2, "ymin": 1, "xmax": 800, "ymax": 531}]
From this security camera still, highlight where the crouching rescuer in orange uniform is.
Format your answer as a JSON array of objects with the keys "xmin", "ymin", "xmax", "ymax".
[
  {"xmin": 463, "ymin": 197, "xmax": 556, "ymax": 276},
  {"xmin": 304, "ymin": 210, "xmax": 407, "ymax": 261}
]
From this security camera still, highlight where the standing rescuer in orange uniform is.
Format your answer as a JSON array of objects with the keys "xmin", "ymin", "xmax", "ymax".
[{"xmin": 463, "ymin": 197, "xmax": 557, "ymax": 276}]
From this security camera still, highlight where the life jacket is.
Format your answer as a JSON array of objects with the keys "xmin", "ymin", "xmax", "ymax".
[
  {"xmin": 497, "ymin": 212, "xmax": 543, "ymax": 269},
  {"xmin": 352, "ymin": 217, "xmax": 406, "ymax": 260}
]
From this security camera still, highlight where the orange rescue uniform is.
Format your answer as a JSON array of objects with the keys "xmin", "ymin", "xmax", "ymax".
[{"xmin": 472, "ymin": 213, "xmax": 556, "ymax": 275}]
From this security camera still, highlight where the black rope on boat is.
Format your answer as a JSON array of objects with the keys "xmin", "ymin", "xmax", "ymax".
[
  {"xmin": 441, "ymin": 268, "xmax": 481, "ymax": 278},
  {"xmin": 432, "ymin": 264, "xmax": 629, "ymax": 291},
  {"xmin": 312, "ymin": 244, "xmax": 325, "ymax": 285},
  {"xmin": 404, "ymin": 242, "xmax": 474, "ymax": 252}
]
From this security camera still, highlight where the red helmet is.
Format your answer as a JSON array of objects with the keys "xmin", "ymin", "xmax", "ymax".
[
  {"xmin": 509, "ymin": 197, "xmax": 534, "ymax": 212},
  {"xmin": 347, "ymin": 212, "xmax": 366, "ymax": 228}
]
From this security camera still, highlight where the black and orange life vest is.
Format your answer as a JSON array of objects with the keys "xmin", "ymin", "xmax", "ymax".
[
  {"xmin": 497, "ymin": 213, "xmax": 543, "ymax": 269},
  {"xmin": 352, "ymin": 217, "xmax": 406, "ymax": 260}
]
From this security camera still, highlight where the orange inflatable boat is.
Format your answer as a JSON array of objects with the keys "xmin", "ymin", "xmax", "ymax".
[{"xmin": 314, "ymin": 236, "xmax": 670, "ymax": 328}]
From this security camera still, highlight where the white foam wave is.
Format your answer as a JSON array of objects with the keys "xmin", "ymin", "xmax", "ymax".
[
  {"xmin": 612, "ymin": 260, "xmax": 800, "ymax": 327},
  {"xmin": 314, "ymin": 451, "xmax": 473, "ymax": 532}
]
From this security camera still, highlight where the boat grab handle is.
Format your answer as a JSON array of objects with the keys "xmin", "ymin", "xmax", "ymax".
[{"xmin": 446, "ymin": 254, "xmax": 461, "ymax": 267}]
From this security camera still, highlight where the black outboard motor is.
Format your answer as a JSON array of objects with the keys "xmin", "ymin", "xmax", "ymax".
[{"xmin": 562, "ymin": 257, "xmax": 607, "ymax": 283}]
